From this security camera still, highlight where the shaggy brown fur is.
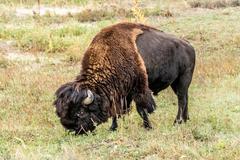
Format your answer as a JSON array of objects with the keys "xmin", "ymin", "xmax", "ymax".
[
  {"xmin": 77, "ymin": 23, "xmax": 153, "ymax": 116},
  {"xmin": 54, "ymin": 22, "xmax": 156, "ymax": 134}
]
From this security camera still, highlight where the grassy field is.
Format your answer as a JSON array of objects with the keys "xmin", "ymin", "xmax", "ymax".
[{"xmin": 0, "ymin": 0, "xmax": 240, "ymax": 159}]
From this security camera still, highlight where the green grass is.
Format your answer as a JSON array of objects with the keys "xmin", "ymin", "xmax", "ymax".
[
  {"xmin": 0, "ymin": 1, "xmax": 240, "ymax": 160},
  {"xmin": 0, "ymin": 18, "xmax": 115, "ymax": 61}
]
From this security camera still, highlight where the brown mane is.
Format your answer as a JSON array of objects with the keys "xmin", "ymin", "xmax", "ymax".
[
  {"xmin": 72, "ymin": 23, "xmax": 152, "ymax": 116},
  {"xmin": 74, "ymin": 22, "xmax": 152, "ymax": 116}
]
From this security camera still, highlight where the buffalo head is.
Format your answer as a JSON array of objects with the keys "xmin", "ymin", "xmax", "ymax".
[{"xmin": 53, "ymin": 82, "xmax": 108, "ymax": 134}]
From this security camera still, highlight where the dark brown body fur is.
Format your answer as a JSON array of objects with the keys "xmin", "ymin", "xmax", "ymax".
[{"xmin": 54, "ymin": 22, "xmax": 195, "ymax": 134}]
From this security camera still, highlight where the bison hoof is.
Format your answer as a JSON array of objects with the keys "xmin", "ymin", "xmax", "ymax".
[
  {"xmin": 174, "ymin": 119, "xmax": 183, "ymax": 125},
  {"xmin": 174, "ymin": 117, "xmax": 190, "ymax": 125},
  {"xmin": 144, "ymin": 126, "xmax": 153, "ymax": 131},
  {"xmin": 145, "ymin": 126, "xmax": 152, "ymax": 130},
  {"xmin": 143, "ymin": 123, "xmax": 152, "ymax": 130},
  {"xmin": 183, "ymin": 115, "xmax": 190, "ymax": 122},
  {"xmin": 109, "ymin": 126, "xmax": 117, "ymax": 132}
]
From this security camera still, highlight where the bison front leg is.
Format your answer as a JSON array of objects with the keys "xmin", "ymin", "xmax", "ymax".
[
  {"xmin": 134, "ymin": 90, "xmax": 156, "ymax": 129},
  {"xmin": 109, "ymin": 116, "xmax": 118, "ymax": 131},
  {"xmin": 136, "ymin": 105, "xmax": 152, "ymax": 129}
]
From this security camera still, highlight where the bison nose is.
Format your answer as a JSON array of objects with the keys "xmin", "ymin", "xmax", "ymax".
[
  {"xmin": 76, "ymin": 113, "xmax": 81, "ymax": 117},
  {"xmin": 76, "ymin": 111, "xmax": 88, "ymax": 119}
]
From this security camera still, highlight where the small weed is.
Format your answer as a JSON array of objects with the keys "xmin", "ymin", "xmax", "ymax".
[
  {"xmin": 192, "ymin": 125, "xmax": 214, "ymax": 141},
  {"xmin": 0, "ymin": 54, "xmax": 8, "ymax": 68},
  {"xmin": 131, "ymin": 0, "xmax": 146, "ymax": 23}
]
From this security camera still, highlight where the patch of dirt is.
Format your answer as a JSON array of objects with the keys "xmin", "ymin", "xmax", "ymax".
[
  {"xmin": 0, "ymin": 40, "xmax": 36, "ymax": 61},
  {"xmin": 0, "ymin": 40, "xmax": 62, "ymax": 65},
  {"xmin": 15, "ymin": 6, "xmax": 84, "ymax": 17}
]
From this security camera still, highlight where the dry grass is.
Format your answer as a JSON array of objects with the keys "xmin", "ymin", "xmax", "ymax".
[
  {"xmin": 0, "ymin": 0, "xmax": 88, "ymax": 6},
  {"xmin": 0, "ymin": 1, "xmax": 240, "ymax": 160},
  {"xmin": 188, "ymin": 0, "xmax": 240, "ymax": 9}
]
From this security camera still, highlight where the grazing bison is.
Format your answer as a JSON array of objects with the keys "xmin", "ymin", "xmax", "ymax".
[{"xmin": 54, "ymin": 22, "xmax": 195, "ymax": 134}]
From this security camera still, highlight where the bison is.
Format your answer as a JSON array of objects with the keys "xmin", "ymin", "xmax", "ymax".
[{"xmin": 54, "ymin": 22, "xmax": 195, "ymax": 135}]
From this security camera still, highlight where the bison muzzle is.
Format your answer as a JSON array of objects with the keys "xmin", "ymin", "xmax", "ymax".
[{"xmin": 54, "ymin": 22, "xmax": 195, "ymax": 135}]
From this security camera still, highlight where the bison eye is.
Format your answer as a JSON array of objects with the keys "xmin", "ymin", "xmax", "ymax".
[
  {"xmin": 89, "ymin": 105, "xmax": 98, "ymax": 111},
  {"xmin": 82, "ymin": 102, "xmax": 90, "ymax": 107}
]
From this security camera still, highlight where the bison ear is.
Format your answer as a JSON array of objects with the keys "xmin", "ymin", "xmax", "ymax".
[{"xmin": 82, "ymin": 90, "xmax": 94, "ymax": 105}]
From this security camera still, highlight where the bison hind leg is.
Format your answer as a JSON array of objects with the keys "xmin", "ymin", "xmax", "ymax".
[{"xmin": 171, "ymin": 69, "xmax": 193, "ymax": 124}]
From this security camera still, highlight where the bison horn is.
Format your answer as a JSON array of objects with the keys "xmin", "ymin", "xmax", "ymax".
[{"xmin": 82, "ymin": 90, "xmax": 94, "ymax": 105}]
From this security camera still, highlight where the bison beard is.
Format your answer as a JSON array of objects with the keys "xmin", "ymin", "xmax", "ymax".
[{"xmin": 54, "ymin": 22, "xmax": 195, "ymax": 135}]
